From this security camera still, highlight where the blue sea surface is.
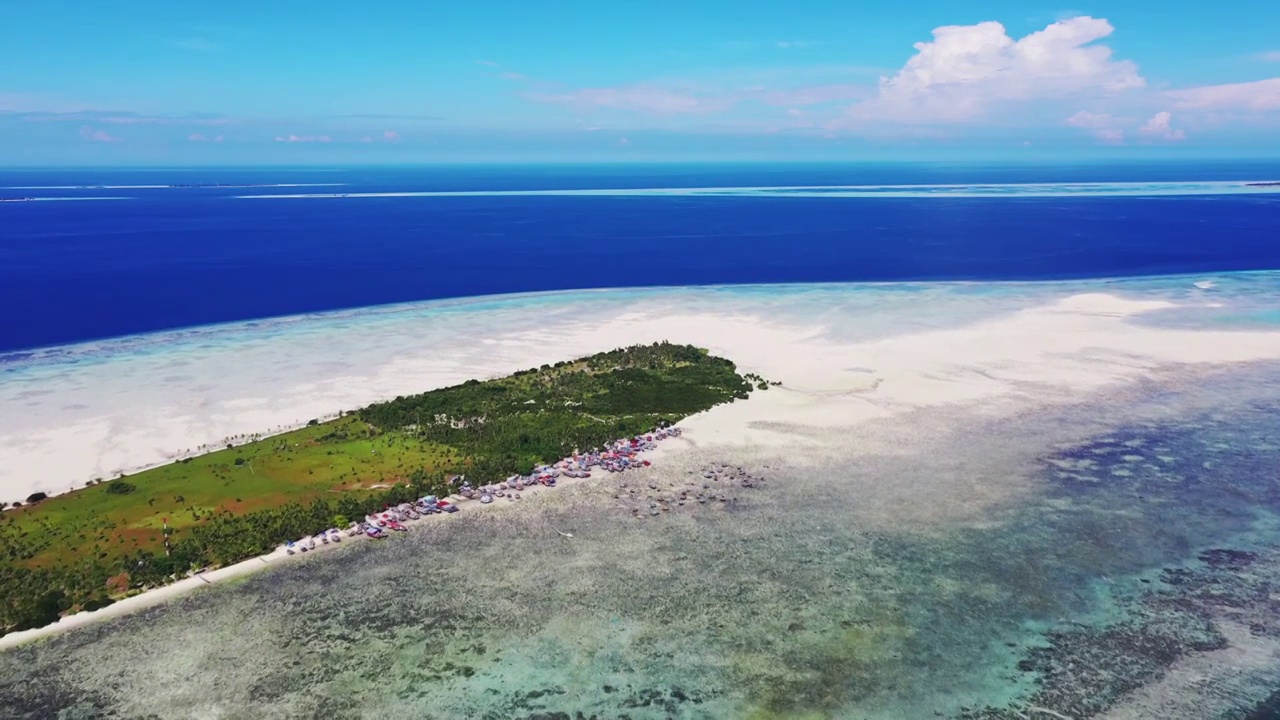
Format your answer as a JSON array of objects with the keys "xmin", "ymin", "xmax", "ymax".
[
  {"xmin": 5, "ymin": 164, "xmax": 1280, "ymax": 718},
  {"xmin": 1, "ymin": 162, "xmax": 1278, "ymax": 352}
]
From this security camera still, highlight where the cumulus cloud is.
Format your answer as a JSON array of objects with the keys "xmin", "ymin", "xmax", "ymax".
[
  {"xmin": 79, "ymin": 126, "xmax": 118, "ymax": 143},
  {"xmin": 1138, "ymin": 111, "xmax": 1186, "ymax": 141},
  {"xmin": 847, "ymin": 16, "xmax": 1144, "ymax": 124},
  {"xmin": 1063, "ymin": 110, "xmax": 1129, "ymax": 144},
  {"xmin": 188, "ymin": 133, "xmax": 207, "ymax": 142},
  {"xmin": 1166, "ymin": 77, "xmax": 1280, "ymax": 112},
  {"xmin": 274, "ymin": 134, "xmax": 331, "ymax": 143},
  {"xmin": 1256, "ymin": 51, "xmax": 1280, "ymax": 63},
  {"xmin": 1064, "ymin": 110, "xmax": 1115, "ymax": 128}
]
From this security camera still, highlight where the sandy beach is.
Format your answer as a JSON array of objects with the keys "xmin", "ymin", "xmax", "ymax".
[
  {"xmin": 5, "ymin": 278, "xmax": 1280, "ymax": 505},
  {"xmin": 6, "ymin": 276, "xmax": 1280, "ymax": 717},
  {"xmin": 5, "ymin": 278, "xmax": 1280, "ymax": 649}
]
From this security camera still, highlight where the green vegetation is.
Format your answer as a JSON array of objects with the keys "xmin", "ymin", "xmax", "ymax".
[
  {"xmin": 0, "ymin": 343, "xmax": 753, "ymax": 637},
  {"xmin": 742, "ymin": 373, "xmax": 779, "ymax": 391}
]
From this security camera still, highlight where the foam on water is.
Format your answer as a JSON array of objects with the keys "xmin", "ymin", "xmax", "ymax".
[
  {"xmin": 0, "ymin": 197, "xmax": 131, "ymax": 202},
  {"xmin": 235, "ymin": 180, "xmax": 1280, "ymax": 200},
  {"xmin": 1, "ymin": 183, "xmax": 346, "ymax": 190}
]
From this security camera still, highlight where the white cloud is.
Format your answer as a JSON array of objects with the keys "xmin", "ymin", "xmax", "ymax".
[
  {"xmin": 848, "ymin": 16, "xmax": 1144, "ymax": 124},
  {"xmin": 1256, "ymin": 51, "xmax": 1280, "ymax": 63},
  {"xmin": 187, "ymin": 133, "xmax": 207, "ymax": 142},
  {"xmin": 382, "ymin": 130, "xmax": 400, "ymax": 142},
  {"xmin": 1137, "ymin": 111, "xmax": 1186, "ymax": 141},
  {"xmin": 79, "ymin": 126, "xmax": 118, "ymax": 143},
  {"xmin": 1166, "ymin": 77, "xmax": 1280, "ymax": 112},
  {"xmin": 1064, "ymin": 110, "xmax": 1114, "ymax": 128},
  {"xmin": 274, "ymin": 134, "xmax": 332, "ymax": 143}
]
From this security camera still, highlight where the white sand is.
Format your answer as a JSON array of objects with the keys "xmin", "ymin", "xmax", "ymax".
[
  {"xmin": 4, "ymin": 280, "xmax": 1280, "ymax": 648},
  {"xmin": 6, "ymin": 284, "xmax": 1279, "ymax": 503}
]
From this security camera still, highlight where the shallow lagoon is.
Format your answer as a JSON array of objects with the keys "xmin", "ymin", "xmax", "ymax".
[{"xmin": 4, "ymin": 359, "xmax": 1280, "ymax": 719}]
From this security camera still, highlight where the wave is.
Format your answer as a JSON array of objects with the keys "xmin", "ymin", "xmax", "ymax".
[
  {"xmin": 233, "ymin": 180, "xmax": 1280, "ymax": 200},
  {"xmin": 2, "ymin": 183, "xmax": 346, "ymax": 190},
  {"xmin": 0, "ymin": 197, "xmax": 131, "ymax": 203}
]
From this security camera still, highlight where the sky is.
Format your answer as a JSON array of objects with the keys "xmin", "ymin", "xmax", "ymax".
[{"xmin": 1, "ymin": 0, "xmax": 1279, "ymax": 164}]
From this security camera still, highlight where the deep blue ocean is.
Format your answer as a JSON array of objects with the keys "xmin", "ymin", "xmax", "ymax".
[{"xmin": 2, "ymin": 161, "xmax": 1278, "ymax": 353}]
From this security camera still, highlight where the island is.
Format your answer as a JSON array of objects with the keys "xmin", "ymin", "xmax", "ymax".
[{"xmin": 0, "ymin": 343, "xmax": 758, "ymax": 637}]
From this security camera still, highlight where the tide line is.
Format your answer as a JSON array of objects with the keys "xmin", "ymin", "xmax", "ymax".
[{"xmin": 233, "ymin": 180, "xmax": 1280, "ymax": 201}]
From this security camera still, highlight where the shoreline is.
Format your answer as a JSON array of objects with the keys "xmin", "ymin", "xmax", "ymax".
[
  {"xmin": 0, "ymin": 425, "xmax": 694, "ymax": 651},
  {"xmin": 0, "ymin": 272, "xmax": 1261, "ymax": 505},
  {"xmin": 7, "ymin": 285, "xmax": 1280, "ymax": 650}
]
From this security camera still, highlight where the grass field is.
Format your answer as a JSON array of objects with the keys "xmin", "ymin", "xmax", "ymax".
[
  {"xmin": 0, "ymin": 342, "xmax": 755, "ymax": 634},
  {"xmin": 5, "ymin": 417, "xmax": 462, "ymax": 568}
]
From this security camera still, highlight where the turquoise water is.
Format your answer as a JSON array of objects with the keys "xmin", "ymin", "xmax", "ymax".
[
  {"xmin": 4, "ymin": 359, "xmax": 1280, "ymax": 718},
  {"xmin": 5, "ymin": 270, "xmax": 1274, "ymax": 381}
]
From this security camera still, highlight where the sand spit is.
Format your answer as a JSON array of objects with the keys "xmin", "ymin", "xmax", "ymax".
[
  {"xmin": 5, "ymin": 279, "xmax": 1280, "ymax": 665},
  {"xmin": 5, "ymin": 281, "xmax": 1280, "ymax": 505},
  {"xmin": 4, "ymin": 354, "xmax": 1280, "ymax": 716}
]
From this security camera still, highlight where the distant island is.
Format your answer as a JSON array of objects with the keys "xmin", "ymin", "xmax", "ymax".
[
  {"xmin": 0, "ymin": 343, "xmax": 759, "ymax": 637},
  {"xmin": 1244, "ymin": 181, "xmax": 1280, "ymax": 187}
]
